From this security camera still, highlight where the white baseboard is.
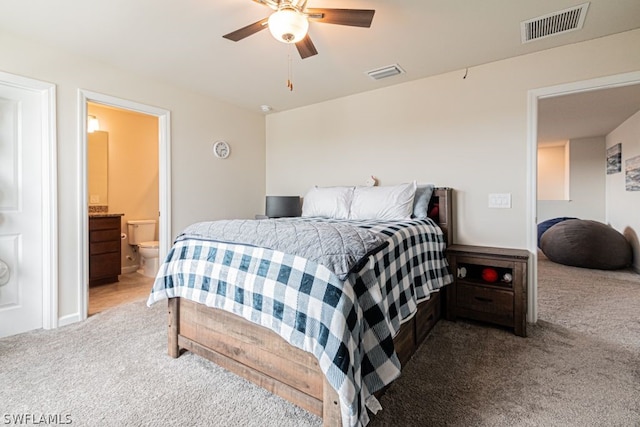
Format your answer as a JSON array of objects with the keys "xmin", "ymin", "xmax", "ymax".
[
  {"xmin": 58, "ymin": 313, "xmax": 81, "ymax": 327},
  {"xmin": 121, "ymin": 265, "xmax": 139, "ymax": 274}
]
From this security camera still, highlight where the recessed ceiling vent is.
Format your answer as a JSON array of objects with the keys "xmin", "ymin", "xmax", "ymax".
[
  {"xmin": 521, "ymin": 2, "xmax": 589, "ymax": 43},
  {"xmin": 366, "ymin": 64, "xmax": 405, "ymax": 80}
]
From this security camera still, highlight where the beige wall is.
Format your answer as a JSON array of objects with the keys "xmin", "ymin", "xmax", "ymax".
[
  {"xmin": 0, "ymin": 31, "xmax": 266, "ymax": 323},
  {"xmin": 538, "ymin": 137, "xmax": 606, "ymax": 223},
  {"xmin": 538, "ymin": 144, "xmax": 568, "ymax": 201},
  {"xmin": 606, "ymin": 110, "xmax": 640, "ymax": 272},
  {"xmin": 266, "ymin": 29, "xmax": 640, "ymax": 249},
  {"xmin": 87, "ymin": 104, "xmax": 159, "ymax": 271}
]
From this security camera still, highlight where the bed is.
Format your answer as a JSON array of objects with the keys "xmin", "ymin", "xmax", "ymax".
[{"xmin": 147, "ymin": 185, "xmax": 454, "ymax": 427}]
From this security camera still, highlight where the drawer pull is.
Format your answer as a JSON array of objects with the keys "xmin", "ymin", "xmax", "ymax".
[{"xmin": 474, "ymin": 296, "xmax": 493, "ymax": 303}]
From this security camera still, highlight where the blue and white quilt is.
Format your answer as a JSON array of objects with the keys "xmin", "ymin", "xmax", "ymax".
[{"xmin": 147, "ymin": 217, "xmax": 452, "ymax": 427}]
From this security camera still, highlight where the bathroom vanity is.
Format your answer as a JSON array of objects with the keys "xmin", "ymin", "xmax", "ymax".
[{"xmin": 89, "ymin": 214, "xmax": 123, "ymax": 286}]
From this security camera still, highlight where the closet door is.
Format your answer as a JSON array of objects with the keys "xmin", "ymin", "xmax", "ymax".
[{"xmin": 0, "ymin": 80, "xmax": 44, "ymax": 338}]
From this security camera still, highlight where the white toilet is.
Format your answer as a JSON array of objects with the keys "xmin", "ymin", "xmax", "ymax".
[{"xmin": 127, "ymin": 219, "xmax": 159, "ymax": 277}]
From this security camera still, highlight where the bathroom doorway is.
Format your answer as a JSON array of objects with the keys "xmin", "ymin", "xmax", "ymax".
[
  {"xmin": 79, "ymin": 90, "xmax": 171, "ymax": 319},
  {"xmin": 87, "ymin": 103, "xmax": 158, "ymax": 315}
]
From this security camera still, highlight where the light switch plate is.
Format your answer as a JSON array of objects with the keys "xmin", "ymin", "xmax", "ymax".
[{"xmin": 489, "ymin": 193, "xmax": 511, "ymax": 208}]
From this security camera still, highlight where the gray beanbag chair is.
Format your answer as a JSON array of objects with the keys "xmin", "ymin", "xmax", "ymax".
[
  {"xmin": 537, "ymin": 217, "xmax": 577, "ymax": 248},
  {"xmin": 540, "ymin": 219, "xmax": 632, "ymax": 270}
]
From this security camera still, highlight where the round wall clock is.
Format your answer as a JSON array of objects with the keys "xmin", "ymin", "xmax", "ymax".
[{"xmin": 213, "ymin": 140, "xmax": 230, "ymax": 159}]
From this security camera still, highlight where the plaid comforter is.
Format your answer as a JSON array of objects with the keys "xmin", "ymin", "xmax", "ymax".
[{"xmin": 147, "ymin": 217, "xmax": 452, "ymax": 427}]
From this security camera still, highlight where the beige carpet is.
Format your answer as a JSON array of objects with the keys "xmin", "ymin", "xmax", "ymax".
[
  {"xmin": 1, "ymin": 258, "xmax": 639, "ymax": 426},
  {"xmin": 0, "ymin": 300, "xmax": 320, "ymax": 427},
  {"xmin": 536, "ymin": 253, "xmax": 640, "ymax": 353}
]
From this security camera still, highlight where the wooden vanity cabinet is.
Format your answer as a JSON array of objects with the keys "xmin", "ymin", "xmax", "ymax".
[{"xmin": 89, "ymin": 216, "xmax": 122, "ymax": 286}]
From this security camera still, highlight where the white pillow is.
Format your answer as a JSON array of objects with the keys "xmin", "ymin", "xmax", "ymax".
[
  {"xmin": 349, "ymin": 181, "xmax": 417, "ymax": 220},
  {"xmin": 301, "ymin": 186, "xmax": 354, "ymax": 219}
]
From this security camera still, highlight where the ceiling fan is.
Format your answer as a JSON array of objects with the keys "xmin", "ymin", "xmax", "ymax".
[{"xmin": 223, "ymin": 0, "xmax": 375, "ymax": 59}]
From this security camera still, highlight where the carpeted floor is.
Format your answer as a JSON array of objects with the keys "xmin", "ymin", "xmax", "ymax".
[
  {"xmin": 535, "ymin": 253, "xmax": 640, "ymax": 353},
  {"xmin": 0, "ymin": 299, "xmax": 319, "ymax": 427},
  {"xmin": 1, "ymin": 257, "xmax": 639, "ymax": 426}
]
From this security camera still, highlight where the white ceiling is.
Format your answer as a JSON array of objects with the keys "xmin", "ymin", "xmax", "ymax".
[
  {"xmin": 2, "ymin": 0, "xmax": 640, "ymax": 115},
  {"xmin": 538, "ymin": 84, "xmax": 640, "ymax": 144}
]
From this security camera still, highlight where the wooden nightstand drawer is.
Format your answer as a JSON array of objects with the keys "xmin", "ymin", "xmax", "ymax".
[
  {"xmin": 446, "ymin": 244, "xmax": 529, "ymax": 336},
  {"xmin": 456, "ymin": 283, "xmax": 513, "ymax": 319}
]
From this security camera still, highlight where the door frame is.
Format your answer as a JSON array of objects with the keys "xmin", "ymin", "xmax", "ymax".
[
  {"xmin": 526, "ymin": 70, "xmax": 640, "ymax": 323},
  {"xmin": 77, "ymin": 90, "xmax": 171, "ymax": 320},
  {"xmin": 0, "ymin": 71, "xmax": 57, "ymax": 329}
]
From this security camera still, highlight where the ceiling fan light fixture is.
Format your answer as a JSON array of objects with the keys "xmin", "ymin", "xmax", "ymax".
[{"xmin": 268, "ymin": 8, "xmax": 309, "ymax": 43}]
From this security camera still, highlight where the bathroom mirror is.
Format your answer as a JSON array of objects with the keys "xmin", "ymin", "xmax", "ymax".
[{"xmin": 88, "ymin": 131, "xmax": 108, "ymax": 206}]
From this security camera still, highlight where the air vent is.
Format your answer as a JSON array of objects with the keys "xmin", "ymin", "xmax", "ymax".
[
  {"xmin": 521, "ymin": 2, "xmax": 589, "ymax": 43},
  {"xmin": 366, "ymin": 64, "xmax": 405, "ymax": 80}
]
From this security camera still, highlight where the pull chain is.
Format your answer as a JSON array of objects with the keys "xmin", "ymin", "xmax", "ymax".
[{"xmin": 287, "ymin": 44, "xmax": 294, "ymax": 91}]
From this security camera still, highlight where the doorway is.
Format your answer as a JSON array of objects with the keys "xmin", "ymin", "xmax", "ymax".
[
  {"xmin": 527, "ymin": 71, "xmax": 640, "ymax": 323},
  {"xmin": 79, "ymin": 90, "xmax": 171, "ymax": 320},
  {"xmin": 87, "ymin": 103, "xmax": 159, "ymax": 315}
]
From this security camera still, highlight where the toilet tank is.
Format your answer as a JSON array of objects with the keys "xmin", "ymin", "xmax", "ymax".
[{"xmin": 127, "ymin": 220, "xmax": 156, "ymax": 245}]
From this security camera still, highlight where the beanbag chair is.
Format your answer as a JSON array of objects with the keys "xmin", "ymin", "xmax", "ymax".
[
  {"xmin": 537, "ymin": 217, "xmax": 577, "ymax": 248},
  {"xmin": 540, "ymin": 219, "xmax": 632, "ymax": 270}
]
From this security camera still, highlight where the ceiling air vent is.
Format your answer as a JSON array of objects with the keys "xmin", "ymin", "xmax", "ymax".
[
  {"xmin": 366, "ymin": 64, "xmax": 405, "ymax": 80},
  {"xmin": 521, "ymin": 2, "xmax": 590, "ymax": 43}
]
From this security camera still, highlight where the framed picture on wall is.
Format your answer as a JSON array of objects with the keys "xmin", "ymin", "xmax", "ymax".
[
  {"xmin": 606, "ymin": 143, "xmax": 622, "ymax": 174},
  {"xmin": 625, "ymin": 154, "xmax": 640, "ymax": 191}
]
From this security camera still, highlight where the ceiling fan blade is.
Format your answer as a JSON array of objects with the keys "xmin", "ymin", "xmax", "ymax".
[
  {"xmin": 251, "ymin": 0, "xmax": 278, "ymax": 10},
  {"xmin": 296, "ymin": 34, "xmax": 318, "ymax": 59},
  {"xmin": 222, "ymin": 17, "xmax": 269, "ymax": 42},
  {"xmin": 306, "ymin": 8, "xmax": 375, "ymax": 28}
]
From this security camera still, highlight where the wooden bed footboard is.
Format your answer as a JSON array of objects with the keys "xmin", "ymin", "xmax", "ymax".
[{"xmin": 168, "ymin": 292, "xmax": 442, "ymax": 426}]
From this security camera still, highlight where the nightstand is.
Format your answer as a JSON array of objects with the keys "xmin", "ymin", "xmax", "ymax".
[{"xmin": 446, "ymin": 244, "xmax": 529, "ymax": 337}]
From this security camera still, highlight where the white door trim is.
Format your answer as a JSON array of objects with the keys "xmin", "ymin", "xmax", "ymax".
[
  {"xmin": 0, "ymin": 71, "xmax": 58, "ymax": 329},
  {"xmin": 77, "ymin": 90, "xmax": 171, "ymax": 321},
  {"xmin": 527, "ymin": 70, "xmax": 640, "ymax": 323}
]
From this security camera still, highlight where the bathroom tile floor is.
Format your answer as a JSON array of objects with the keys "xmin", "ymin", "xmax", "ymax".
[{"xmin": 88, "ymin": 272, "xmax": 155, "ymax": 316}]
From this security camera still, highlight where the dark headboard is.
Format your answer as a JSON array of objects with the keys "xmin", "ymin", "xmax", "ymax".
[{"xmin": 430, "ymin": 187, "xmax": 453, "ymax": 246}]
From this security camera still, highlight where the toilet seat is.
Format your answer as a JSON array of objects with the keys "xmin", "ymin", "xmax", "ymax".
[{"xmin": 139, "ymin": 240, "xmax": 159, "ymax": 249}]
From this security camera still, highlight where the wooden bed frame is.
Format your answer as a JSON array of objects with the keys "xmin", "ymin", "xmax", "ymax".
[{"xmin": 167, "ymin": 188, "xmax": 453, "ymax": 426}]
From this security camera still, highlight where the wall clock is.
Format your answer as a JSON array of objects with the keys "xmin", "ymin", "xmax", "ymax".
[{"xmin": 213, "ymin": 140, "xmax": 230, "ymax": 159}]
